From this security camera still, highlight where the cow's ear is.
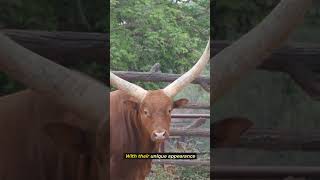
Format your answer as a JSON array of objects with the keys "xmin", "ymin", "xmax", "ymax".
[
  {"xmin": 173, "ymin": 98, "xmax": 189, "ymax": 108},
  {"xmin": 212, "ymin": 117, "xmax": 253, "ymax": 148},
  {"xmin": 44, "ymin": 123, "xmax": 91, "ymax": 154}
]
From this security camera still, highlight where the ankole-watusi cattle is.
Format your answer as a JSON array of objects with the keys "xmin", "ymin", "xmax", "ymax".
[
  {"xmin": 109, "ymin": 40, "xmax": 210, "ymax": 179},
  {"xmin": 0, "ymin": 0, "xmax": 312, "ymax": 179}
]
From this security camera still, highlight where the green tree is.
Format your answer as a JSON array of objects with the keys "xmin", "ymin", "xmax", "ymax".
[
  {"xmin": 0, "ymin": 0, "xmax": 106, "ymax": 94},
  {"xmin": 110, "ymin": 0, "xmax": 209, "ymax": 75}
]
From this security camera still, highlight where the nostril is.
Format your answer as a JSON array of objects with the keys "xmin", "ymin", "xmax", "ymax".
[
  {"xmin": 151, "ymin": 129, "xmax": 169, "ymax": 141},
  {"xmin": 163, "ymin": 131, "xmax": 167, "ymax": 137},
  {"xmin": 155, "ymin": 131, "xmax": 165, "ymax": 137}
]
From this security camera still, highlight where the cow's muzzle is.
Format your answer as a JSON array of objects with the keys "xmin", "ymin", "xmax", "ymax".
[{"xmin": 151, "ymin": 129, "xmax": 169, "ymax": 142}]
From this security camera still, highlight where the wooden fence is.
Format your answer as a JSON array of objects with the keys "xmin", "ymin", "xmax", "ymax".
[
  {"xmin": 157, "ymin": 113, "xmax": 210, "ymax": 167},
  {"xmin": 112, "ymin": 63, "xmax": 210, "ymax": 92},
  {"xmin": 214, "ymin": 129, "xmax": 320, "ymax": 178},
  {"xmin": 213, "ymin": 166, "xmax": 320, "ymax": 179}
]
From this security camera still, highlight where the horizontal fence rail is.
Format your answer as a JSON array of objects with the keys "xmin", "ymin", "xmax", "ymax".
[
  {"xmin": 153, "ymin": 160, "xmax": 209, "ymax": 166},
  {"xmin": 180, "ymin": 103, "xmax": 209, "ymax": 109},
  {"xmin": 172, "ymin": 118, "xmax": 208, "ymax": 124},
  {"xmin": 169, "ymin": 115, "xmax": 210, "ymax": 137},
  {"xmin": 171, "ymin": 114, "xmax": 210, "ymax": 119},
  {"xmin": 220, "ymin": 128, "xmax": 320, "ymax": 151},
  {"xmin": 213, "ymin": 166, "xmax": 320, "ymax": 178},
  {"xmin": 112, "ymin": 71, "xmax": 209, "ymax": 85},
  {"xmin": 112, "ymin": 70, "xmax": 210, "ymax": 91},
  {"xmin": 170, "ymin": 128, "xmax": 209, "ymax": 137}
]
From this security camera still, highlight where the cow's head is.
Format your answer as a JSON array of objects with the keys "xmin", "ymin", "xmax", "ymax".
[
  {"xmin": 128, "ymin": 90, "xmax": 189, "ymax": 143},
  {"xmin": 111, "ymin": 40, "xmax": 210, "ymax": 143}
]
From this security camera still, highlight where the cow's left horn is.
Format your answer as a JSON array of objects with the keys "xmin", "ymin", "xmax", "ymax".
[
  {"xmin": 110, "ymin": 72, "xmax": 147, "ymax": 101},
  {"xmin": 163, "ymin": 40, "xmax": 210, "ymax": 97},
  {"xmin": 0, "ymin": 33, "xmax": 107, "ymax": 132}
]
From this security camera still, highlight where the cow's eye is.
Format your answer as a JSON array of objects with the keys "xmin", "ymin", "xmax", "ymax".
[
  {"xmin": 144, "ymin": 109, "xmax": 149, "ymax": 115},
  {"xmin": 168, "ymin": 109, "xmax": 172, "ymax": 113}
]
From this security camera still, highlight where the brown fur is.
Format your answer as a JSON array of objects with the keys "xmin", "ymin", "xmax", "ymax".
[
  {"xmin": 110, "ymin": 90, "xmax": 188, "ymax": 180},
  {"xmin": 0, "ymin": 90, "xmax": 98, "ymax": 180},
  {"xmin": 0, "ymin": 90, "xmax": 252, "ymax": 180}
]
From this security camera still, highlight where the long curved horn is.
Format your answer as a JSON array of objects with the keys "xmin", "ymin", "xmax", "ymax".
[
  {"xmin": 0, "ymin": 33, "xmax": 107, "ymax": 132},
  {"xmin": 110, "ymin": 72, "xmax": 147, "ymax": 101},
  {"xmin": 212, "ymin": 0, "xmax": 312, "ymax": 103},
  {"xmin": 163, "ymin": 40, "xmax": 210, "ymax": 97}
]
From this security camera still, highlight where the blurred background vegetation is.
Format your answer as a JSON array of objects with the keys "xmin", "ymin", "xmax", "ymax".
[
  {"xmin": 214, "ymin": 0, "xmax": 320, "ymax": 167},
  {"xmin": 0, "ymin": 0, "xmax": 107, "ymax": 95}
]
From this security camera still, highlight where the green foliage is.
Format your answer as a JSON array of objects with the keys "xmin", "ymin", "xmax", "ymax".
[
  {"xmin": 0, "ymin": 0, "xmax": 106, "ymax": 31},
  {"xmin": 215, "ymin": 1, "xmax": 320, "ymax": 40},
  {"xmin": 215, "ymin": 0, "xmax": 277, "ymax": 40},
  {"xmin": 111, "ymin": 0, "xmax": 209, "ymax": 89},
  {"xmin": 0, "ymin": 73, "xmax": 25, "ymax": 96},
  {"xmin": 0, "ymin": 0, "xmax": 106, "ymax": 94},
  {"xmin": 0, "ymin": 0, "xmax": 56, "ymax": 29}
]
